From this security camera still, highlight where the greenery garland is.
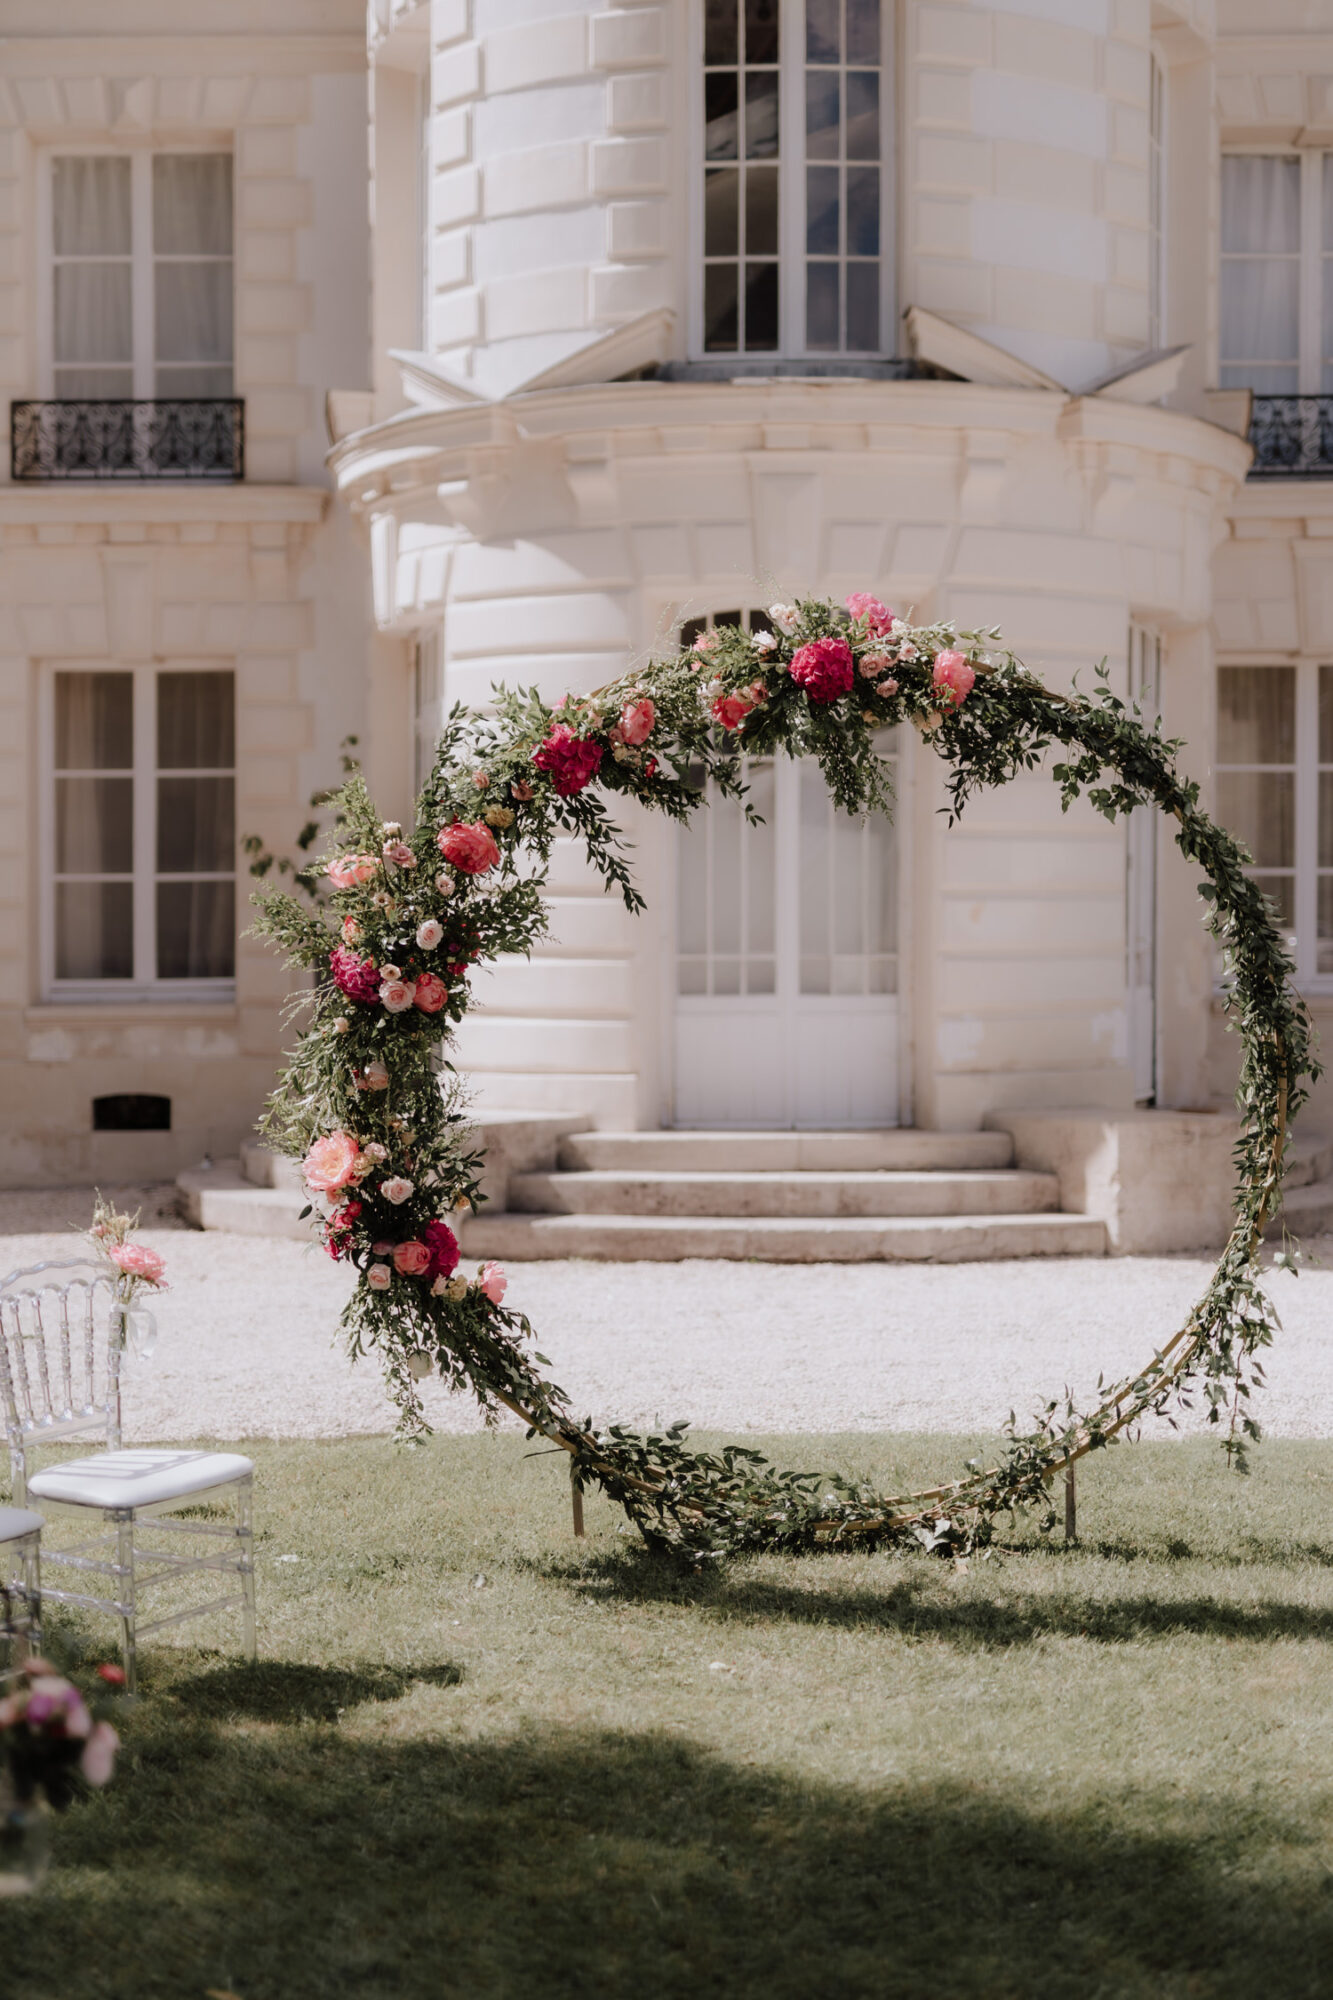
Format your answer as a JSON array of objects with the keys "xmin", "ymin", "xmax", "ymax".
[{"xmin": 253, "ymin": 594, "xmax": 1318, "ymax": 1562}]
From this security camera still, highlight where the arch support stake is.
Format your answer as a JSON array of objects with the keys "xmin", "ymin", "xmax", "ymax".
[
  {"xmin": 571, "ymin": 1463, "xmax": 585, "ymax": 1540},
  {"xmin": 1064, "ymin": 1464, "xmax": 1077, "ymax": 1544}
]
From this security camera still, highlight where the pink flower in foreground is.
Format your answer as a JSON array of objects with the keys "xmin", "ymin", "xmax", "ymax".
[
  {"xmin": 80, "ymin": 1720, "xmax": 119, "ymax": 1788},
  {"xmin": 478, "ymin": 1260, "xmax": 508, "ymax": 1306},
  {"xmin": 303, "ymin": 1130, "xmax": 362, "ymax": 1194},
  {"xmin": 367, "ymin": 1263, "xmax": 392, "ymax": 1291},
  {"xmin": 413, "ymin": 973, "xmax": 448, "ymax": 1014},
  {"xmin": 423, "ymin": 1219, "xmax": 460, "ymax": 1279},
  {"xmin": 107, "ymin": 1241, "xmax": 166, "ymax": 1287},
  {"xmin": 437, "ymin": 821, "xmax": 501, "ymax": 875},
  {"xmin": 845, "ymin": 593, "xmax": 895, "ymax": 636},
  {"xmin": 379, "ymin": 977, "xmax": 417, "ymax": 1014},
  {"xmin": 393, "ymin": 1240, "xmax": 432, "ymax": 1277},
  {"xmin": 330, "ymin": 947, "xmax": 381, "ymax": 1005},
  {"xmin": 326, "ymin": 854, "xmax": 379, "ymax": 890},
  {"xmin": 619, "ymin": 697, "xmax": 655, "ymax": 746},
  {"xmin": 789, "ymin": 636, "xmax": 855, "ymax": 703},
  {"xmin": 532, "ymin": 723, "xmax": 603, "ymax": 797},
  {"xmin": 932, "ymin": 649, "xmax": 976, "ymax": 710}
]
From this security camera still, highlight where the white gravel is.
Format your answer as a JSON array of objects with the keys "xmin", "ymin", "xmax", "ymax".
[{"xmin": 4, "ymin": 1183, "xmax": 1332, "ymax": 1442}]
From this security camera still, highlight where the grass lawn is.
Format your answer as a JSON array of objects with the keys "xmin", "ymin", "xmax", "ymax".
[{"xmin": 7, "ymin": 1430, "xmax": 1333, "ymax": 1999}]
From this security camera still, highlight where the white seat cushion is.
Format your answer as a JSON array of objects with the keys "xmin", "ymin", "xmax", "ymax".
[
  {"xmin": 0, "ymin": 1506, "xmax": 42, "ymax": 1543},
  {"xmin": 28, "ymin": 1449, "xmax": 252, "ymax": 1511}
]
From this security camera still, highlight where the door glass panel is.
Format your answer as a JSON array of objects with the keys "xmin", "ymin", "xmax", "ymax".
[
  {"xmin": 677, "ymin": 755, "xmax": 777, "ymax": 998},
  {"xmin": 798, "ymin": 755, "xmax": 897, "ymax": 997},
  {"xmin": 1217, "ymin": 666, "xmax": 1295, "ymax": 764}
]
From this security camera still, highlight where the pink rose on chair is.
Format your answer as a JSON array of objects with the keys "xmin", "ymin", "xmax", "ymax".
[
  {"xmin": 413, "ymin": 973, "xmax": 448, "ymax": 1014},
  {"xmin": 932, "ymin": 649, "xmax": 976, "ymax": 710},
  {"xmin": 532, "ymin": 724, "xmax": 604, "ymax": 797},
  {"xmin": 422, "ymin": 1219, "xmax": 460, "ymax": 1279},
  {"xmin": 437, "ymin": 821, "xmax": 501, "ymax": 875},
  {"xmin": 303, "ymin": 1129, "xmax": 362, "ymax": 1193},
  {"xmin": 844, "ymin": 593, "xmax": 895, "ymax": 636},
  {"xmin": 379, "ymin": 977, "xmax": 417, "ymax": 1013},
  {"xmin": 326, "ymin": 854, "xmax": 379, "ymax": 889},
  {"xmin": 789, "ymin": 636, "xmax": 854, "ymax": 703},
  {"xmin": 393, "ymin": 1240, "xmax": 433, "ymax": 1277},
  {"xmin": 619, "ymin": 697, "xmax": 655, "ymax": 746},
  {"xmin": 106, "ymin": 1241, "xmax": 167, "ymax": 1287},
  {"xmin": 478, "ymin": 1260, "xmax": 508, "ymax": 1305},
  {"xmin": 330, "ymin": 947, "xmax": 382, "ymax": 1005}
]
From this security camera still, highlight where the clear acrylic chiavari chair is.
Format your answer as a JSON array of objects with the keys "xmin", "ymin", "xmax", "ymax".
[{"xmin": 0, "ymin": 1258, "xmax": 256, "ymax": 1694}]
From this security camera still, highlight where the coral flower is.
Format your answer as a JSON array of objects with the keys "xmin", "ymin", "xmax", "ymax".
[
  {"xmin": 303, "ymin": 1130, "xmax": 362, "ymax": 1194},
  {"xmin": 392, "ymin": 1240, "xmax": 433, "ymax": 1277},
  {"xmin": 326, "ymin": 854, "xmax": 379, "ymax": 889},
  {"xmin": 437, "ymin": 821, "xmax": 501, "ymax": 875},
  {"xmin": 413, "ymin": 973, "xmax": 449, "ymax": 1014},
  {"xmin": 619, "ymin": 697, "xmax": 655, "ymax": 745},
  {"xmin": 932, "ymin": 649, "xmax": 976, "ymax": 709},
  {"xmin": 107, "ymin": 1241, "xmax": 167, "ymax": 1287},
  {"xmin": 478, "ymin": 1260, "xmax": 508, "ymax": 1305}
]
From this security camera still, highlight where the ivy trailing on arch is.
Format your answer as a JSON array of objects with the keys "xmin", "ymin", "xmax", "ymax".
[{"xmin": 252, "ymin": 594, "xmax": 1317, "ymax": 1562}]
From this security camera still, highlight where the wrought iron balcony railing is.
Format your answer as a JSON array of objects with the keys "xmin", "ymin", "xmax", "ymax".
[
  {"xmin": 10, "ymin": 398, "xmax": 244, "ymax": 482},
  {"xmin": 1248, "ymin": 394, "xmax": 1333, "ymax": 479}
]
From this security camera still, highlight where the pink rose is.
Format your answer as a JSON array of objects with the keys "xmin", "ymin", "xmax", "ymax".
[
  {"xmin": 80, "ymin": 1720, "xmax": 119, "ymax": 1788},
  {"xmin": 303, "ymin": 1129, "xmax": 362, "ymax": 1194},
  {"xmin": 107, "ymin": 1241, "xmax": 166, "ymax": 1287},
  {"xmin": 380, "ymin": 1177, "xmax": 415, "ymax": 1205},
  {"xmin": 692, "ymin": 630, "xmax": 719, "ymax": 654},
  {"xmin": 478, "ymin": 1260, "xmax": 508, "ymax": 1305},
  {"xmin": 327, "ymin": 854, "xmax": 379, "ymax": 889},
  {"xmin": 789, "ymin": 636, "xmax": 854, "ymax": 703},
  {"xmin": 382, "ymin": 840, "xmax": 417, "ymax": 869},
  {"xmin": 393, "ymin": 1240, "xmax": 432, "ymax": 1277},
  {"xmin": 510, "ymin": 780, "xmax": 534, "ymax": 802},
  {"xmin": 330, "ymin": 947, "xmax": 381, "ymax": 1005},
  {"xmin": 367, "ymin": 1263, "xmax": 392, "ymax": 1291},
  {"xmin": 619, "ymin": 697, "xmax": 655, "ymax": 746},
  {"xmin": 532, "ymin": 723, "xmax": 603, "ymax": 797},
  {"xmin": 845, "ymin": 593, "xmax": 895, "ymax": 636},
  {"xmin": 416, "ymin": 919, "xmax": 443, "ymax": 950},
  {"xmin": 379, "ymin": 977, "xmax": 417, "ymax": 1013},
  {"xmin": 876, "ymin": 678, "xmax": 899, "ymax": 696},
  {"xmin": 357, "ymin": 1060, "xmax": 389, "ymax": 1092},
  {"xmin": 423, "ymin": 1219, "xmax": 460, "ymax": 1279},
  {"xmin": 859, "ymin": 652, "xmax": 893, "ymax": 679},
  {"xmin": 932, "ymin": 649, "xmax": 976, "ymax": 709},
  {"xmin": 413, "ymin": 973, "xmax": 448, "ymax": 1014},
  {"xmin": 437, "ymin": 821, "xmax": 501, "ymax": 875},
  {"xmin": 473, "ymin": 770, "xmax": 489, "ymax": 789}
]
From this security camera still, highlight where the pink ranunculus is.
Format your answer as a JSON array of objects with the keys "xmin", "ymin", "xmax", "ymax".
[
  {"xmin": 532, "ymin": 723, "xmax": 604, "ymax": 797},
  {"xmin": 789, "ymin": 635, "xmax": 855, "ymax": 703},
  {"xmin": 437, "ymin": 821, "xmax": 501, "ymax": 875},
  {"xmin": 619, "ymin": 697, "xmax": 655, "ymax": 746},
  {"xmin": 107, "ymin": 1241, "xmax": 166, "ymax": 1287},
  {"xmin": 932, "ymin": 649, "xmax": 976, "ymax": 710},
  {"xmin": 381, "ymin": 1176, "xmax": 415, "ymax": 1205},
  {"xmin": 478, "ymin": 1260, "xmax": 508, "ymax": 1306},
  {"xmin": 326, "ymin": 854, "xmax": 379, "ymax": 890},
  {"xmin": 379, "ymin": 977, "xmax": 417, "ymax": 1013},
  {"xmin": 413, "ymin": 973, "xmax": 448, "ymax": 1014},
  {"xmin": 712, "ymin": 691, "xmax": 757, "ymax": 733},
  {"xmin": 80, "ymin": 1720, "xmax": 119, "ymax": 1788},
  {"xmin": 303, "ymin": 1129, "xmax": 362, "ymax": 1194},
  {"xmin": 393, "ymin": 1240, "xmax": 432, "ymax": 1277},
  {"xmin": 859, "ymin": 652, "xmax": 893, "ymax": 679},
  {"xmin": 367, "ymin": 1263, "xmax": 392, "ymax": 1291},
  {"xmin": 845, "ymin": 593, "xmax": 895, "ymax": 636},
  {"xmin": 382, "ymin": 840, "xmax": 417, "ymax": 869},
  {"xmin": 330, "ymin": 947, "xmax": 382, "ymax": 1004},
  {"xmin": 416, "ymin": 919, "xmax": 444, "ymax": 950},
  {"xmin": 422, "ymin": 1219, "xmax": 460, "ymax": 1279}
]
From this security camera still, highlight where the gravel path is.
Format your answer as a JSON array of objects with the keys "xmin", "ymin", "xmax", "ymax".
[{"xmin": 3, "ymin": 1184, "xmax": 1332, "ymax": 1442}]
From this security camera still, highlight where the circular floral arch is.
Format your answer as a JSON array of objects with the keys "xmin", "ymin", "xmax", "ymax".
[{"xmin": 256, "ymin": 596, "xmax": 1317, "ymax": 1561}]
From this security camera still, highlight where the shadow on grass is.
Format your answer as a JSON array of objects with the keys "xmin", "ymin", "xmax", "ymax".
[
  {"xmin": 163, "ymin": 1656, "xmax": 464, "ymax": 1723},
  {"xmin": 9, "ymin": 1718, "xmax": 1333, "ymax": 2000}
]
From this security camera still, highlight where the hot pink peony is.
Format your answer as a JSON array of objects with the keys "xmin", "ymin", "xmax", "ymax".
[
  {"xmin": 303, "ymin": 1129, "xmax": 362, "ymax": 1193},
  {"xmin": 107, "ymin": 1240, "xmax": 166, "ymax": 1286},
  {"xmin": 619, "ymin": 697, "xmax": 655, "ymax": 746},
  {"xmin": 932, "ymin": 649, "xmax": 976, "ymax": 709},
  {"xmin": 437, "ymin": 821, "xmax": 501, "ymax": 875},
  {"xmin": 413, "ymin": 972, "xmax": 448, "ymax": 1014},
  {"xmin": 532, "ymin": 723, "xmax": 603, "ymax": 797},
  {"xmin": 789, "ymin": 636, "xmax": 855, "ymax": 703},
  {"xmin": 326, "ymin": 854, "xmax": 379, "ymax": 889},
  {"xmin": 393, "ymin": 1240, "xmax": 432, "ymax": 1277},
  {"xmin": 422, "ymin": 1219, "xmax": 460, "ymax": 1278},
  {"xmin": 330, "ymin": 947, "xmax": 381, "ymax": 1004},
  {"xmin": 478, "ymin": 1260, "xmax": 508, "ymax": 1305},
  {"xmin": 844, "ymin": 593, "xmax": 895, "ymax": 636}
]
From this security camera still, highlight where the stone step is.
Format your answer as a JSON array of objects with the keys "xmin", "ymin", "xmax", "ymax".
[
  {"xmin": 1266, "ymin": 1172, "xmax": 1333, "ymax": 1241},
  {"xmin": 558, "ymin": 1129, "xmax": 1016, "ymax": 1174},
  {"xmin": 509, "ymin": 1168, "xmax": 1061, "ymax": 1219},
  {"xmin": 177, "ymin": 1160, "xmax": 317, "ymax": 1241},
  {"xmin": 1286, "ymin": 1133, "xmax": 1333, "ymax": 1190},
  {"xmin": 456, "ymin": 1211, "xmax": 1108, "ymax": 1263}
]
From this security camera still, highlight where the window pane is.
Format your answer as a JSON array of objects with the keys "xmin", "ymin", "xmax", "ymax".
[
  {"xmin": 1216, "ymin": 771, "xmax": 1294, "ymax": 869},
  {"xmin": 706, "ymin": 73, "xmax": 740, "ymax": 160},
  {"xmin": 807, "ymin": 166, "xmax": 840, "ymax": 254},
  {"xmin": 153, "ymin": 363, "xmax": 235, "ymax": 398},
  {"xmin": 746, "ymin": 165, "xmax": 779, "ymax": 256},
  {"xmin": 846, "ymin": 165, "xmax": 880, "ymax": 255},
  {"xmin": 56, "ymin": 882, "xmax": 133, "ymax": 980},
  {"xmin": 156, "ymin": 880, "xmax": 235, "ymax": 979},
  {"xmin": 846, "ymin": 260, "xmax": 880, "ymax": 349},
  {"xmin": 1221, "ymin": 155, "xmax": 1300, "ymax": 254},
  {"xmin": 747, "ymin": 760, "xmax": 776, "ymax": 954},
  {"xmin": 713, "ymin": 793, "xmax": 742, "ymax": 953},
  {"xmin": 157, "ymin": 776, "xmax": 235, "ymax": 874},
  {"xmin": 1321, "ymin": 771, "xmax": 1333, "ymax": 869},
  {"xmin": 744, "ymin": 0, "xmax": 779, "ymax": 65},
  {"xmin": 1321, "ymin": 665, "xmax": 1333, "ymax": 764},
  {"xmin": 56, "ymin": 777, "xmax": 133, "ymax": 874},
  {"xmin": 746, "ymin": 957, "xmax": 775, "ymax": 995},
  {"xmin": 1219, "ymin": 258, "xmax": 1299, "ymax": 367},
  {"xmin": 54, "ymin": 264, "xmax": 132, "ymax": 364},
  {"xmin": 53, "ymin": 366, "xmax": 135, "ymax": 398},
  {"xmin": 56, "ymin": 672, "xmax": 133, "ymax": 770},
  {"xmin": 847, "ymin": 0, "xmax": 880, "ymax": 64},
  {"xmin": 155, "ymin": 262, "xmax": 233, "ymax": 364},
  {"xmin": 705, "ymin": 168, "xmax": 739, "ymax": 257},
  {"xmin": 1318, "ymin": 877, "xmax": 1333, "ymax": 973},
  {"xmin": 158, "ymin": 671, "xmax": 234, "ymax": 768},
  {"xmin": 53, "ymin": 157, "xmax": 131, "ymax": 256},
  {"xmin": 1217, "ymin": 666, "xmax": 1295, "ymax": 764},
  {"xmin": 152, "ymin": 155, "xmax": 232, "ymax": 255},
  {"xmin": 807, "ymin": 0, "xmax": 839, "ymax": 62},
  {"xmin": 745, "ymin": 70, "xmax": 779, "ymax": 158},
  {"xmin": 704, "ymin": 263, "xmax": 739, "ymax": 350},
  {"xmin": 806, "ymin": 261, "xmax": 839, "ymax": 348},
  {"xmin": 744, "ymin": 261, "xmax": 779, "ymax": 348},
  {"xmin": 807, "ymin": 71, "xmax": 840, "ymax": 159},
  {"xmin": 846, "ymin": 72, "xmax": 880, "ymax": 160},
  {"xmin": 704, "ymin": 0, "xmax": 737, "ymax": 66}
]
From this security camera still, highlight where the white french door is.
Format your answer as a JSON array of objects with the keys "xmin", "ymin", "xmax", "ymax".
[{"xmin": 674, "ymin": 747, "xmax": 900, "ymax": 1127}]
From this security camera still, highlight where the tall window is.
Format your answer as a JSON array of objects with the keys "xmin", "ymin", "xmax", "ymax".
[
  {"xmin": 1215, "ymin": 663, "xmax": 1333, "ymax": 986},
  {"xmin": 46, "ymin": 153, "xmax": 233, "ymax": 399},
  {"xmin": 700, "ymin": 0, "xmax": 889, "ymax": 359},
  {"xmin": 47, "ymin": 668, "xmax": 236, "ymax": 994},
  {"xmin": 1219, "ymin": 153, "xmax": 1333, "ymax": 394},
  {"xmin": 1148, "ymin": 55, "xmax": 1165, "ymax": 349}
]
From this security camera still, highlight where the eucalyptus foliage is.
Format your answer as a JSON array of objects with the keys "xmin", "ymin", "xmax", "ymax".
[{"xmin": 252, "ymin": 597, "xmax": 1317, "ymax": 1562}]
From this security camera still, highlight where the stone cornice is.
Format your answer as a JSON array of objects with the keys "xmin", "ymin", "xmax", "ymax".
[
  {"xmin": 0, "ymin": 483, "xmax": 328, "ymax": 524},
  {"xmin": 0, "ymin": 35, "xmax": 366, "ymax": 76}
]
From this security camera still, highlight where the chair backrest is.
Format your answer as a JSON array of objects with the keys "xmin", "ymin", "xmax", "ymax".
[{"xmin": 0, "ymin": 1259, "xmax": 123, "ymax": 1471}]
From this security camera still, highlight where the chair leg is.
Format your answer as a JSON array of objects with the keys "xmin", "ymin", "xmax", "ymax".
[
  {"xmin": 115, "ymin": 1511, "xmax": 137, "ymax": 1697},
  {"xmin": 237, "ymin": 1478, "xmax": 257, "ymax": 1661},
  {"xmin": 20, "ymin": 1533, "xmax": 40, "ymax": 1664}
]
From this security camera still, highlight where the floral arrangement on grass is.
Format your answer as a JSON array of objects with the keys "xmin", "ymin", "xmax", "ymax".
[
  {"xmin": 252, "ymin": 593, "xmax": 1317, "ymax": 1562},
  {"xmin": 0, "ymin": 1658, "xmax": 122, "ymax": 1810}
]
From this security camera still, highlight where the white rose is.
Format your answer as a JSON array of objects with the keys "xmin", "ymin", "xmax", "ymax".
[
  {"xmin": 367, "ymin": 1263, "xmax": 392, "ymax": 1291},
  {"xmin": 416, "ymin": 919, "xmax": 444, "ymax": 950},
  {"xmin": 435, "ymin": 872, "xmax": 456, "ymax": 897},
  {"xmin": 752, "ymin": 630, "xmax": 777, "ymax": 652},
  {"xmin": 768, "ymin": 602, "xmax": 799, "ymax": 636},
  {"xmin": 381, "ymin": 1176, "xmax": 415, "ymax": 1205}
]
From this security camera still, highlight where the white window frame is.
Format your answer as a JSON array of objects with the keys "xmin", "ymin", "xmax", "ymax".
[
  {"xmin": 1219, "ymin": 148, "xmax": 1333, "ymax": 395},
  {"xmin": 36, "ymin": 143, "xmax": 234, "ymax": 402},
  {"xmin": 689, "ymin": 0, "xmax": 897, "ymax": 363},
  {"xmin": 39, "ymin": 660, "xmax": 238, "ymax": 1003}
]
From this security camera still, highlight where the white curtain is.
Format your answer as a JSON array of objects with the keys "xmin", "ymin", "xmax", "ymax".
[
  {"xmin": 52, "ymin": 157, "xmax": 133, "ymax": 396},
  {"xmin": 1220, "ymin": 155, "xmax": 1300, "ymax": 391},
  {"xmin": 153, "ymin": 155, "xmax": 233, "ymax": 396},
  {"xmin": 53, "ymin": 673, "xmax": 134, "ymax": 980}
]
